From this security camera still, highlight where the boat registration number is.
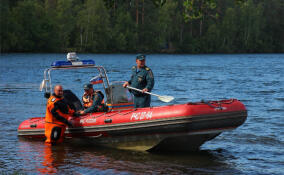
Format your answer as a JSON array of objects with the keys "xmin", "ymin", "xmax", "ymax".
[{"xmin": 131, "ymin": 112, "xmax": 152, "ymax": 121}]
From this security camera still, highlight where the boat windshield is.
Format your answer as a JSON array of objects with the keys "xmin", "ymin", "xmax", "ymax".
[
  {"xmin": 106, "ymin": 81, "xmax": 133, "ymax": 104},
  {"xmin": 105, "ymin": 82, "xmax": 134, "ymax": 110}
]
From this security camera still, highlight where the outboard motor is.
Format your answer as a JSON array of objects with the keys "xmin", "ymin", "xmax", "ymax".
[{"xmin": 63, "ymin": 90, "xmax": 83, "ymax": 111}]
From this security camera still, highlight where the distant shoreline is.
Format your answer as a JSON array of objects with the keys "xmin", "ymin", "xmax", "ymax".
[
  {"xmin": 1, "ymin": 52, "xmax": 284, "ymax": 55},
  {"xmin": 1, "ymin": 0, "xmax": 283, "ymax": 54}
]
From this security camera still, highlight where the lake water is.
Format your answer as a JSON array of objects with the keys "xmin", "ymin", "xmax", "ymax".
[{"xmin": 0, "ymin": 53, "xmax": 283, "ymax": 175}]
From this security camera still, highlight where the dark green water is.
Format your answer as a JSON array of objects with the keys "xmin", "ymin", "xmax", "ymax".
[{"xmin": 0, "ymin": 53, "xmax": 283, "ymax": 174}]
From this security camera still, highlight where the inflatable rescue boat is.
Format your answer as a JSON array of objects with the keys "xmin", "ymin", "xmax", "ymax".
[{"xmin": 18, "ymin": 53, "xmax": 247, "ymax": 151}]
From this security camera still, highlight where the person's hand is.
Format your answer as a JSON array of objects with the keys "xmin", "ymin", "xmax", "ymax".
[
  {"xmin": 142, "ymin": 88, "xmax": 148, "ymax": 93},
  {"xmin": 123, "ymin": 81, "xmax": 129, "ymax": 88},
  {"xmin": 79, "ymin": 111, "xmax": 85, "ymax": 115}
]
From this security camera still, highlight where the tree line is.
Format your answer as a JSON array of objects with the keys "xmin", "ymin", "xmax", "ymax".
[{"xmin": 0, "ymin": 0, "xmax": 283, "ymax": 53}]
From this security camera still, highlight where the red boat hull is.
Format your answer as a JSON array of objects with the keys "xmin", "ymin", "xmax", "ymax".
[{"xmin": 18, "ymin": 99, "xmax": 247, "ymax": 151}]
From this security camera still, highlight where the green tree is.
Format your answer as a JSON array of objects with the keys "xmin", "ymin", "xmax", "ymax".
[
  {"xmin": 261, "ymin": 0, "xmax": 284, "ymax": 52},
  {"xmin": 112, "ymin": 10, "xmax": 137, "ymax": 52},
  {"xmin": 1, "ymin": 0, "xmax": 283, "ymax": 53},
  {"xmin": 0, "ymin": 0, "xmax": 14, "ymax": 52},
  {"xmin": 218, "ymin": 0, "xmax": 265, "ymax": 53},
  {"xmin": 54, "ymin": 0, "xmax": 77, "ymax": 51},
  {"xmin": 76, "ymin": 0, "xmax": 110, "ymax": 52},
  {"xmin": 239, "ymin": 0, "xmax": 264, "ymax": 52},
  {"xmin": 219, "ymin": 7, "xmax": 238, "ymax": 52},
  {"xmin": 136, "ymin": 0, "xmax": 162, "ymax": 52},
  {"xmin": 10, "ymin": 0, "xmax": 58, "ymax": 52},
  {"xmin": 183, "ymin": 0, "xmax": 218, "ymax": 37},
  {"xmin": 158, "ymin": 0, "xmax": 181, "ymax": 52}
]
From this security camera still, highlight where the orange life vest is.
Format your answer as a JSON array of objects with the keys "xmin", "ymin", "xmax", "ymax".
[
  {"xmin": 82, "ymin": 91, "xmax": 104, "ymax": 108},
  {"xmin": 45, "ymin": 95, "xmax": 73, "ymax": 126}
]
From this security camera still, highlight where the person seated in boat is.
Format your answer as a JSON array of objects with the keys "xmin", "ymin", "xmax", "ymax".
[
  {"xmin": 45, "ymin": 85, "xmax": 74, "ymax": 145},
  {"xmin": 77, "ymin": 83, "xmax": 107, "ymax": 115}
]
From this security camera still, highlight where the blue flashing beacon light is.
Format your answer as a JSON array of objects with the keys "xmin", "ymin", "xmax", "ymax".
[
  {"xmin": 51, "ymin": 59, "xmax": 95, "ymax": 68},
  {"xmin": 51, "ymin": 53, "xmax": 95, "ymax": 68}
]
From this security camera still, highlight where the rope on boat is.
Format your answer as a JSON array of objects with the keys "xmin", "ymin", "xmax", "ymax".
[
  {"xmin": 187, "ymin": 99, "xmax": 236, "ymax": 110},
  {"xmin": 203, "ymin": 101, "xmax": 223, "ymax": 110}
]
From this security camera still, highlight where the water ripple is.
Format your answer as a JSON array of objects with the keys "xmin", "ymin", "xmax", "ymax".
[{"xmin": 1, "ymin": 53, "xmax": 284, "ymax": 175}]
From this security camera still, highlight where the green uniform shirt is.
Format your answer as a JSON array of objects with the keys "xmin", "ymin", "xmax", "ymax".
[{"xmin": 128, "ymin": 66, "xmax": 154, "ymax": 96}]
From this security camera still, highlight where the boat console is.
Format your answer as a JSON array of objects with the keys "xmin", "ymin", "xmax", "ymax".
[{"xmin": 105, "ymin": 82, "xmax": 134, "ymax": 111}]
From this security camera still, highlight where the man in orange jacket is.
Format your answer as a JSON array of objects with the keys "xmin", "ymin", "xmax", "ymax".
[{"xmin": 45, "ymin": 85, "xmax": 74, "ymax": 145}]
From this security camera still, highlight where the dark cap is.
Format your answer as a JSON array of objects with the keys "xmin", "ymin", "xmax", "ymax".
[
  {"xmin": 83, "ymin": 83, "xmax": 93, "ymax": 90},
  {"xmin": 136, "ymin": 54, "xmax": 146, "ymax": 60}
]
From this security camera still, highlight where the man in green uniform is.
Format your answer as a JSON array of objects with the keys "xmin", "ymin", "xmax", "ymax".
[{"xmin": 123, "ymin": 54, "xmax": 154, "ymax": 108}]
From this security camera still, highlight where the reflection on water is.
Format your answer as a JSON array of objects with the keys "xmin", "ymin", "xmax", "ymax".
[
  {"xmin": 17, "ymin": 138, "xmax": 239, "ymax": 175},
  {"xmin": 1, "ymin": 53, "xmax": 284, "ymax": 175}
]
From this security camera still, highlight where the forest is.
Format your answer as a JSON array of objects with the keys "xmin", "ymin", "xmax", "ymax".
[{"xmin": 0, "ymin": 0, "xmax": 283, "ymax": 53}]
